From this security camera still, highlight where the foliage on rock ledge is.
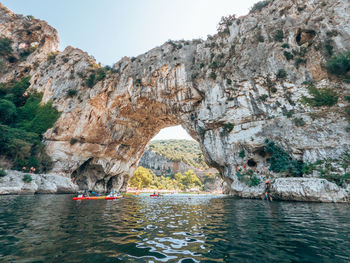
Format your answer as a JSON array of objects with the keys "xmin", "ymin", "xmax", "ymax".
[
  {"xmin": 301, "ymin": 86, "xmax": 338, "ymax": 107},
  {"xmin": 303, "ymin": 151, "xmax": 350, "ymax": 186},
  {"xmin": 236, "ymin": 169, "xmax": 261, "ymax": 187},
  {"xmin": 264, "ymin": 140, "xmax": 303, "ymax": 176},
  {"xmin": 0, "ymin": 77, "xmax": 60, "ymax": 172},
  {"xmin": 326, "ymin": 50, "xmax": 350, "ymax": 83}
]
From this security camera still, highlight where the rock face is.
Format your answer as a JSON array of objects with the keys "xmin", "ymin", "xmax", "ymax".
[
  {"xmin": 271, "ymin": 178, "xmax": 350, "ymax": 202},
  {"xmin": 226, "ymin": 178, "xmax": 350, "ymax": 202},
  {"xmin": 139, "ymin": 149, "xmax": 218, "ymax": 177},
  {"xmin": 140, "ymin": 149, "xmax": 195, "ymax": 177},
  {"xmin": 0, "ymin": 170, "xmax": 78, "ymax": 195},
  {"xmin": 0, "ymin": 1, "xmax": 350, "ymax": 201}
]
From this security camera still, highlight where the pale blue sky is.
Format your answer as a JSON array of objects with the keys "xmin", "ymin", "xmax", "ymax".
[{"xmin": 2, "ymin": 0, "xmax": 258, "ymax": 140}]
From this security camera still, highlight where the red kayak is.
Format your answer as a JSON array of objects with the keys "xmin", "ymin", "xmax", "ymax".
[
  {"xmin": 104, "ymin": 196, "xmax": 121, "ymax": 200},
  {"xmin": 72, "ymin": 196, "xmax": 120, "ymax": 200},
  {"xmin": 150, "ymin": 194, "xmax": 161, "ymax": 197}
]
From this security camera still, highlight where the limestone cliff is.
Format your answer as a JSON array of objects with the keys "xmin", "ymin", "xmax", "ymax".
[{"xmin": 0, "ymin": 0, "xmax": 350, "ymax": 201}]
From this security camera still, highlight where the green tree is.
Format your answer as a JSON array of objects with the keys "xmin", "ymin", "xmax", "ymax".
[
  {"xmin": 8, "ymin": 77, "xmax": 31, "ymax": 106},
  {"xmin": 301, "ymin": 86, "xmax": 338, "ymax": 107},
  {"xmin": 0, "ymin": 36, "xmax": 13, "ymax": 57},
  {"xmin": 182, "ymin": 170, "xmax": 202, "ymax": 189},
  {"xmin": 15, "ymin": 92, "xmax": 60, "ymax": 134},
  {"xmin": 326, "ymin": 50, "xmax": 350, "ymax": 77},
  {"xmin": 129, "ymin": 166, "xmax": 153, "ymax": 189},
  {"xmin": 0, "ymin": 99, "xmax": 16, "ymax": 124},
  {"xmin": 0, "ymin": 77, "xmax": 60, "ymax": 173}
]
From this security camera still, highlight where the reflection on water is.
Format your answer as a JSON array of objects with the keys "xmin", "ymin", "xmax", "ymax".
[{"xmin": 1, "ymin": 194, "xmax": 350, "ymax": 262}]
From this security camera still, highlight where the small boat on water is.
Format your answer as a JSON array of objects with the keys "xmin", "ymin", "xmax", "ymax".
[
  {"xmin": 104, "ymin": 196, "xmax": 121, "ymax": 200},
  {"xmin": 72, "ymin": 196, "xmax": 121, "ymax": 200},
  {"xmin": 150, "ymin": 194, "xmax": 161, "ymax": 197},
  {"xmin": 73, "ymin": 196, "xmax": 104, "ymax": 200},
  {"xmin": 72, "ymin": 190, "xmax": 121, "ymax": 200}
]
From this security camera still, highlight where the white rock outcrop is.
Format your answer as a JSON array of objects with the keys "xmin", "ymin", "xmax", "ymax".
[{"xmin": 0, "ymin": 170, "xmax": 78, "ymax": 195}]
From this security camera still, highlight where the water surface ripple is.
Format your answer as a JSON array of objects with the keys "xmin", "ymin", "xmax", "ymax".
[{"xmin": 1, "ymin": 194, "xmax": 350, "ymax": 262}]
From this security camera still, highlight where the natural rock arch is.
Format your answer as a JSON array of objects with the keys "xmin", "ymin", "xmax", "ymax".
[{"xmin": 45, "ymin": 59, "xmax": 216, "ymax": 192}]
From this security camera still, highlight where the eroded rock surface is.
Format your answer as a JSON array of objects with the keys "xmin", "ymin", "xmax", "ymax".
[
  {"xmin": 0, "ymin": 170, "xmax": 78, "ymax": 195},
  {"xmin": 0, "ymin": 1, "xmax": 350, "ymax": 200}
]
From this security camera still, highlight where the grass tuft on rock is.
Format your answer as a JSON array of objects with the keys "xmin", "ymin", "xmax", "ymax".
[{"xmin": 301, "ymin": 86, "xmax": 338, "ymax": 107}]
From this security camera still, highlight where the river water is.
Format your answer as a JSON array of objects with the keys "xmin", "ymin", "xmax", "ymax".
[{"xmin": 0, "ymin": 194, "xmax": 349, "ymax": 262}]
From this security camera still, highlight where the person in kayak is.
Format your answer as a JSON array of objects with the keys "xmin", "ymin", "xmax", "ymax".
[
  {"xmin": 83, "ymin": 190, "xmax": 89, "ymax": 197},
  {"xmin": 264, "ymin": 180, "xmax": 272, "ymax": 201}
]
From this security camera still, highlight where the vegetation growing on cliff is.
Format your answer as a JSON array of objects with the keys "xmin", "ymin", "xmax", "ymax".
[
  {"xmin": 22, "ymin": 174, "xmax": 32, "ymax": 183},
  {"xmin": 250, "ymin": 0, "xmax": 274, "ymax": 13},
  {"xmin": 236, "ymin": 169, "xmax": 261, "ymax": 187},
  {"xmin": 0, "ymin": 36, "xmax": 13, "ymax": 58},
  {"xmin": 302, "ymin": 151, "xmax": 350, "ymax": 186},
  {"xmin": 129, "ymin": 166, "xmax": 203, "ymax": 190},
  {"xmin": 326, "ymin": 50, "xmax": 350, "ymax": 82},
  {"xmin": 0, "ymin": 77, "xmax": 60, "ymax": 172},
  {"xmin": 264, "ymin": 140, "xmax": 303, "ymax": 176},
  {"xmin": 301, "ymin": 86, "xmax": 338, "ymax": 107},
  {"xmin": 148, "ymin": 140, "xmax": 208, "ymax": 169},
  {"xmin": 0, "ymin": 168, "xmax": 6, "ymax": 177}
]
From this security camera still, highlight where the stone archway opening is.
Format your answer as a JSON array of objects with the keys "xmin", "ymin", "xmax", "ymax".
[
  {"xmin": 51, "ymin": 60, "xmax": 215, "ymax": 193},
  {"xmin": 68, "ymin": 90, "xmax": 206, "ymax": 193},
  {"xmin": 135, "ymin": 125, "xmax": 221, "ymax": 192}
]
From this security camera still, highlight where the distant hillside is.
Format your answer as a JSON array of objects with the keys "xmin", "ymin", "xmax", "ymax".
[
  {"xmin": 148, "ymin": 140, "xmax": 208, "ymax": 169},
  {"xmin": 138, "ymin": 140, "xmax": 222, "ymax": 192}
]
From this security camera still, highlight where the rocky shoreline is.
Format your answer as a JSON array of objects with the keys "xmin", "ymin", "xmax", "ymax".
[
  {"xmin": 0, "ymin": 170, "xmax": 78, "ymax": 195},
  {"xmin": 226, "ymin": 177, "xmax": 350, "ymax": 203},
  {"xmin": 1, "ymin": 170, "xmax": 349, "ymax": 202}
]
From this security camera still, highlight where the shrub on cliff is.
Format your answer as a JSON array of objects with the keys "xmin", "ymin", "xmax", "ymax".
[
  {"xmin": 47, "ymin": 52, "xmax": 58, "ymax": 63},
  {"xmin": 0, "ymin": 169, "xmax": 6, "ymax": 177},
  {"xmin": 274, "ymin": 30, "xmax": 284, "ymax": 42},
  {"xmin": 96, "ymin": 67, "xmax": 107, "ymax": 81},
  {"xmin": 264, "ymin": 140, "xmax": 303, "ymax": 176},
  {"xmin": 283, "ymin": 51, "xmax": 294, "ymax": 61},
  {"xmin": 0, "ymin": 36, "xmax": 13, "ymax": 57},
  {"xmin": 0, "ymin": 125, "xmax": 53, "ymax": 172},
  {"xmin": 293, "ymin": 117, "xmax": 306, "ymax": 127},
  {"xmin": 239, "ymin": 149, "xmax": 245, "ymax": 159},
  {"xmin": 236, "ymin": 169, "xmax": 261, "ymax": 187},
  {"xmin": 0, "ymin": 77, "xmax": 31, "ymax": 107},
  {"xmin": 87, "ymin": 74, "xmax": 96, "ymax": 88},
  {"xmin": 250, "ymin": 0, "xmax": 273, "ymax": 13},
  {"xmin": 19, "ymin": 46, "xmax": 36, "ymax": 60},
  {"xmin": 301, "ymin": 86, "xmax": 338, "ymax": 107},
  {"xmin": 70, "ymin": 138, "xmax": 78, "ymax": 145},
  {"xmin": 22, "ymin": 174, "xmax": 32, "ymax": 183},
  {"xmin": 222, "ymin": 123, "xmax": 234, "ymax": 134},
  {"xmin": 321, "ymin": 173, "xmax": 350, "ymax": 187},
  {"xmin": 67, "ymin": 89, "xmax": 77, "ymax": 97},
  {"xmin": 326, "ymin": 50, "xmax": 350, "ymax": 82},
  {"xmin": 15, "ymin": 92, "xmax": 60, "ymax": 134},
  {"xmin": 0, "ymin": 99, "xmax": 17, "ymax": 124},
  {"xmin": 0, "ymin": 78, "xmax": 60, "ymax": 173},
  {"xmin": 276, "ymin": 69, "xmax": 287, "ymax": 79}
]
